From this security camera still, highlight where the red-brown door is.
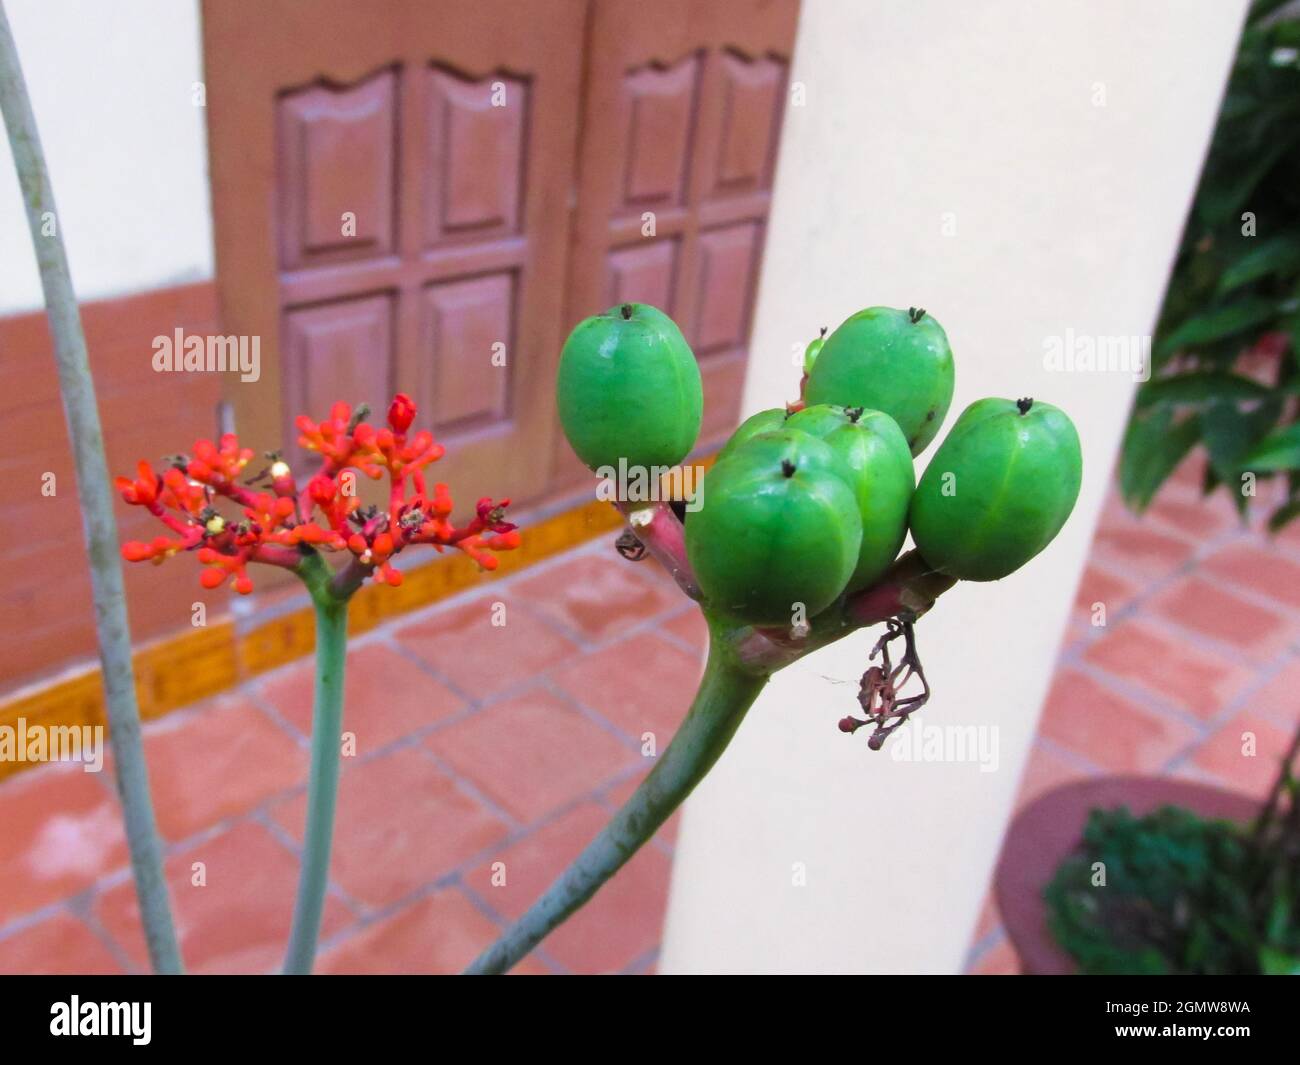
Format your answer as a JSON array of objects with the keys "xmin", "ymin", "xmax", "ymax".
[
  {"xmin": 202, "ymin": 0, "xmax": 585, "ymax": 502},
  {"xmin": 551, "ymin": 0, "xmax": 801, "ymax": 490}
]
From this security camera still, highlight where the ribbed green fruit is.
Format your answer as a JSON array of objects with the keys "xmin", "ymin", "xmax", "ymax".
[
  {"xmin": 909, "ymin": 397, "xmax": 1082, "ymax": 581},
  {"xmin": 784, "ymin": 404, "xmax": 915, "ymax": 590},
  {"xmin": 686, "ymin": 429, "xmax": 862, "ymax": 626},
  {"xmin": 716, "ymin": 407, "xmax": 787, "ymax": 463},
  {"xmin": 805, "ymin": 306, "xmax": 955, "ymax": 455},
  {"xmin": 556, "ymin": 302, "xmax": 702, "ymax": 472},
  {"xmin": 802, "ymin": 327, "xmax": 828, "ymax": 374}
]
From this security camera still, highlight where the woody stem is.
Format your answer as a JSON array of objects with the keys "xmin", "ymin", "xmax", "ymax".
[
  {"xmin": 0, "ymin": 7, "xmax": 183, "ymax": 974},
  {"xmin": 283, "ymin": 551, "xmax": 350, "ymax": 974},
  {"xmin": 466, "ymin": 547, "xmax": 956, "ymax": 974},
  {"xmin": 465, "ymin": 612, "xmax": 766, "ymax": 974}
]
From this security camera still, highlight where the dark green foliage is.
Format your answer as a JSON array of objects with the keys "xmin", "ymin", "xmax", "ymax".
[
  {"xmin": 1123, "ymin": 0, "xmax": 1300, "ymax": 525},
  {"xmin": 1046, "ymin": 805, "xmax": 1300, "ymax": 975}
]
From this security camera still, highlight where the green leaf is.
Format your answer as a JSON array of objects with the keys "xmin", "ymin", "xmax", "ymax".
[
  {"xmin": 1157, "ymin": 298, "xmax": 1280, "ymax": 358},
  {"xmin": 1270, "ymin": 498, "xmax": 1300, "ymax": 532},
  {"xmin": 1137, "ymin": 372, "xmax": 1271, "ymax": 409},
  {"xmin": 1200, "ymin": 398, "xmax": 1282, "ymax": 515},
  {"xmin": 1196, "ymin": 136, "xmax": 1295, "ymax": 226},
  {"xmin": 1240, "ymin": 421, "xmax": 1300, "ymax": 471},
  {"xmin": 1120, "ymin": 408, "xmax": 1202, "ymax": 512},
  {"xmin": 1259, "ymin": 947, "xmax": 1300, "ymax": 976},
  {"xmin": 1217, "ymin": 234, "xmax": 1300, "ymax": 294}
]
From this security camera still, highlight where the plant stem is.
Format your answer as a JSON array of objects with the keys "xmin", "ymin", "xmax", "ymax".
[
  {"xmin": 465, "ymin": 615, "xmax": 767, "ymax": 974},
  {"xmin": 0, "ymin": 3, "xmax": 182, "ymax": 974},
  {"xmin": 283, "ymin": 553, "xmax": 350, "ymax": 974}
]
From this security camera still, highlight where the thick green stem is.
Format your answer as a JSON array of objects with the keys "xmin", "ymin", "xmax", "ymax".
[
  {"xmin": 283, "ymin": 554, "xmax": 350, "ymax": 974},
  {"xmin": 466, "ymin": 616, "xmax": 767, "ymax": 974},
  {"xmin": 0, "ymin": 4, "xmax": 182, "ymax": 974}
]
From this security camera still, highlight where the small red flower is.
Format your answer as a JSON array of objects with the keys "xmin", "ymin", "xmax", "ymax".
[
  {"xmin": 117, "ymin": 394, "xmax": 521, "ymax": 594},
  {"xmin": 388, "ymin": 392, "xmax": 417, "ymax": 435},
  {"xmin": 116, "ymin": 461, "xmax": 161, "ymax": 507}
]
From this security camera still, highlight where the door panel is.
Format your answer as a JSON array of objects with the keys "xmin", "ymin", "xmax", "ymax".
[
  {"xmin": 421, "ymin": 272, "xmax": 514, "ymax": 431},
  {"xmin": 276, "ymin": 71, "xmax": 398, "ymax": 269},
  {"xmin": 423, "ymin": 69, "xmax": 527, "ymax": 243},
  {"xmin": 552, "ymin": 0, "xmax": 801, "ymax": 489},
  {"xmin": 203, "ymin": 0, "xmax": 584, "ymax": 505}
]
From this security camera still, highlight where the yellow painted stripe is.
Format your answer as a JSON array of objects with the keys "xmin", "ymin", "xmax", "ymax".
[{"xmin": 0, "ymin": 484, "xmax": 677, "ymax": 782}]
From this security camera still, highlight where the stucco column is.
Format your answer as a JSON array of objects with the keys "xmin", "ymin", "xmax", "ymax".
[{"xmin": 660, "ymin": 0, "xmax": 1248, "ymax": 974}]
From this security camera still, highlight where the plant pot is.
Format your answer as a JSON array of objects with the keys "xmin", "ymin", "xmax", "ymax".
[{"xmin": 993, "ymin": 775, "xmax": 1260, "ymax": 975}]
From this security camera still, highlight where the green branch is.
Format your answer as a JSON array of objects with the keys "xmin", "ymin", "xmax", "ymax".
[
  {"xmin": 466, "ymin": 613, "xmax": 767, "ymax": 974},
  {"xmin": 0, "ymin": 2, "xmax": 182, "ymax": 973},
  {"xmin": 283, "ymin": 551, "xmax": 350, "ymax": 974}
]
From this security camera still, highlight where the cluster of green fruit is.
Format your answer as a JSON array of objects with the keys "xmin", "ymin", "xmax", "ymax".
[{"xmin": 557, "ymin": 302, "xmax": 1082, "ymax": 628}]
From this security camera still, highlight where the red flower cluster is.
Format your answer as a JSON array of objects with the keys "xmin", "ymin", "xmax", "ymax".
[{"xmin": 118, "ymin": 394, "xmax": 520, "ymax": 594}]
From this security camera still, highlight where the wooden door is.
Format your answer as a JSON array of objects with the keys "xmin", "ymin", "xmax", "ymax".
[
  {"xmin": 551, "ymin": 0, "xmax": 801, "ymax": 489},
  {"xmin": 202, "ymin": 0, "xmax": 585, "ymax": 503}
]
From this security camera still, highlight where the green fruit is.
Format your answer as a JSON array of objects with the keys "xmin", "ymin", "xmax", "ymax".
[
  {"xmin": 717, "ymin": 407, "xmax": 788, "ymax": 463},
  {"xmin": 805, "ymin": 306, "xmax": 955, "ymax": 455},
  {"xmin": 909, "ymin": 397, "xmax": 1082, "ymax": 582},
  {"xmin": 784, "ymin": 404, "xmax": 915, "ymax": 590},
  {"xmin": 802, "ymin": 326, "xmax": 828, "ymax": 374},
  {"xmin": 687, "ymin": 430, "xmax": 862, "ymax": 625},
  {"xmin": 556, "ymin": 302, "xmax": 702, "ymax": 472}
]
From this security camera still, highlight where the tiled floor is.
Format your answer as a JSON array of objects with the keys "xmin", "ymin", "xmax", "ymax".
[
  {"xmin": 2, "ymin": 456, "xmax": 1298, "ymax": 974},
  {"xmin": 0, "ymin": 547, "xmax": 701, "ymax": 975},
  {"xmin": 966, "ymin": 456, "xmax": 1300, "ymax": 974}
]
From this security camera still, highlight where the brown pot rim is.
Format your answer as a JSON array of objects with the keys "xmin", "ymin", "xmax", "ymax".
[{"xmin": 993, "ymin": 774, "xmax": 1260, "ymax": 975}]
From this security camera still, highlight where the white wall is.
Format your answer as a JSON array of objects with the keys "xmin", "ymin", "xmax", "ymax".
[
  {"xmin": 661, "ymin": 0, "xmax": 1248, "ymax": 974},
  {"xmin": 0, "ymin": 0, "xmax": 211, "ymax": 313}
]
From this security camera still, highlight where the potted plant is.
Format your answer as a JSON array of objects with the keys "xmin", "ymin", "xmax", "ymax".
[{"xmin": 996, "ymin": 727, "xmax": 1299, "ymax": 974}]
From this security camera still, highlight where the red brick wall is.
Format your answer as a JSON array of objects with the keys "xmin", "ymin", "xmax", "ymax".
[{"xmin": 0, "ymin": 283, "xmax": 228, "ymax": 694}]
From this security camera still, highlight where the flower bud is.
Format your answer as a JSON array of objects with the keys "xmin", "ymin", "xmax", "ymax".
[{"xmin": 388, "ymin": 392, "xmax": 417, "ymax": 434}]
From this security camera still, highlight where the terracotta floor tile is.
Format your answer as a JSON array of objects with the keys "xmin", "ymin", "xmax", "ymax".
[
  {"xmin": 0, "ymin": 763, "xmax": 127, "ymax": 926},
  {"xmin": 1243, "ymin": 657, "xmax": 1300, "ymax": 732},
  {"xmin": 1275, "ymin": 512, "xmax": 1300, "ymax": 551},
  {"xmin": 395, "ymin": 595, "xmax": 578, "ymax": 699},
  {"xmin": 1014, "ymin": 741, "xmax": 1094, "ymax": 809},
  {"xmin": 260, "ymin": 643, "xmax": 466, "ymax": 752},
  {"xmin": 509, "ymin": 554, "xmax": 681, "ymax": 643},
  {"xmin": 1144, "ymin": 490, "xmax": 1238, "ymax": 541},
  {"xmin": 270, "ymin": 747, "xmax": 508, "ymax": 908},
  {"xmin": 0, "ymin": 913, "xmax": 123, "ymax": 975},
  {"xmin": 141, "ymin": 697, "xmax": 305, "ymax": 842},
  {"xmin": 662, "ymin": 608, "xmax": 709, "ymax": 654},
  {"xmin": 973, "ymin": 892, "xmax": 1002, "ymax": 943},
  {"xmin": 1092, "ymin": 524, "xmax": 1197, "ymax": 578},
  {"xmin": 967, "ymin": 936, "xmax": 1021, "ymax": 975},
  {"xmin": 94, "ymin": 820, "xmax": 350, "ymax": 974},
  {"xmin": 1038, "ymin": 670, "xmax": 1196, "ymax": 773},
  {"xmin": 318, "ymin": 888, "xmax": 544, "ymax": 975},
  {"xmin": 550, "ymin": 634, "xmax": 703, "ymax": 746},
  {"xmin": 1202, "ymin": 543, "xmax": 1300, "ymax": 612},
  {"xmin": 467, "ymin": 802, "xmax": 671, "ymax": 973},
  {"xmin": 429, "ymin": 688, "xmax": 634, "ymax": 822},
  {"xmin": 1072, "ymin": 565, "xmax": 1140, "ymax": 629},
  {"xmin": 1083, "ymin": 618, "xmax": 1255, "ymax": 720},
  {"xmin": 1192, "ymin": 711, "xmax": 1294, "ymax": 800},
  {"xmin": 1168, "ymin": 452, "xmax": 1208, "ymax": 491},
  {"xmin": 1149, "ymin": 577, "xmax": 1291, "ymax": 663}
]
